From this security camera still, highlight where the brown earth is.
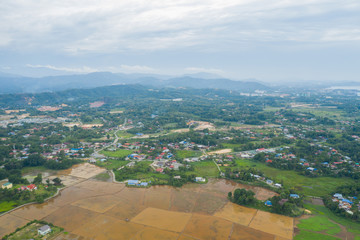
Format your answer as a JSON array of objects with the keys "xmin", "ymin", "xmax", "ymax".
[{"xmin": 0, "ymin": 163, "xmax": 293, "ymax": 240}]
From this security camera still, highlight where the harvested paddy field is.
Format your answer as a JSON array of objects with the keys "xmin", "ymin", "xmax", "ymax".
[
  {"xmin": 10, "ymin": 202, "xmax": 60, "ymax": 221},
  {"xmin": 183, "ymin": 214, "xmax": 233, "ymax": 240},
  {"xmin": 214, "ymin": 202, "xmax": 257, "ymax": 225},
  {"xmin": 132, "ymin": 207, "xmax": 192, "ymax": 232},
  {"xmin": 0, "ymin": 163, "xmax": 294, "ymax": 239},
  {"xmin": 249, "ymin": 210, "xmax": 294, "ymax": 239},
  {"xmin": 57, "ymin": 162, "xmax": 105, "ymax": 179},
  {"xmin": 0, "ymin": 214, "xmax": 28, "ymax": 237}
]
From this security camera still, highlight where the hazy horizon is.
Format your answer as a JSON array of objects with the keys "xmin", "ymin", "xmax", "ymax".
[{"xmin": 1, "ymin": 1, "xmax": 360, "ymax": 82}]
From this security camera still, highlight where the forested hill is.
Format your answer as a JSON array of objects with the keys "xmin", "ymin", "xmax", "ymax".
[
  {"xmin": 0, "ymin": 84, "xmax": 243, "ymax": 108},
  {"xmin": 0, "ymin": 72, "xmax": 268, "ymax": 94}
]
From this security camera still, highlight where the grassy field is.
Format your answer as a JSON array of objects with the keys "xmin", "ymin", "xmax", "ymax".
[
  {"xmin": 304, "ymin": 203, "xmax": 360, "ymax": 236},
  {"xmin": 163, "ymin": 123, "xmax": 177, "ymax": 129},
  {"xmin": 297, "ymin": 216, "xmax": 342, "ymax": 235},
  {"xmin": 101, "ymin": 149, "xmax": 133, "ymax": 158},
  {"xmin": 116, "ymin": 131, "xmax": 134, "ymax": 138},
  {"xmin": 294, "ymin": 203, "xmax": 360, "ymax": 240},
  {"xmin": 96, "ymin": 159, "xmax": 128, "ymax": 170},
  {"xmin": 294, "ymin": 230, "xmax": 341, "ymax": 240},
  {"xmin": 21, "ymin": 166, "xmax": 50, "ymax": 175},
  {"xmin": 175, "ymin": 150, "xmax": 202, "ymax": 159},
  {"xmin": 225, "ymin": 158, "xmax": 355, "ymax": 197},
  {"xmin": 94, "ymin": 172, "xmax": 111, "ymax": 181},
  {"xmin": 0, "ymin": 185, "xmax": 58, "ymax": 214},
  {"xmin": 222, "ymin": 143, "xmax": 243, "ymax": 150},
  {"xmin": 189, "ymin": 160, "xmax": 219, "ymax": 177},
  {"xmin": 291, "ymin": 107, "xmax": 344, "ymax": 119},
  {"xmin": 0, "ymin": 201, "xmax": 17, "ymax": 213},
  {"xmin": 5, "ymin": 222, "xmax": 63, "ymax": 240}
]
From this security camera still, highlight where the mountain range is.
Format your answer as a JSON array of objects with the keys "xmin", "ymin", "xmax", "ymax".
[{"xmin": 0, "ymin": 72, "xmax": 268, "ymax": 94}]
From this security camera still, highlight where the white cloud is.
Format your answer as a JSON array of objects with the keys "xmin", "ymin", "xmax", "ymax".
[
  {"xmin": 26, "ymin": 64, "xmax": 98, "ymax": 73},
  {"xmin": 185, "ymin": 67, "xmax": 224, "ymax": 75},
  {"xmin": 26, "ymin": 64, "xmax": 156, "ymax": 74},
  {"xmin": 0, "ymin": 34, "xmax": 11, "ymax": 46},
  {"xmin": 1, "ymin": 0, "xmax": 359, "ymax": 54},
  {"xmin": 118, "ymin": 65, "xmax": 155, "ymax": 73}
]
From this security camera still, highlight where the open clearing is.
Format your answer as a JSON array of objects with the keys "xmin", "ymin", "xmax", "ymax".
[
  {"xmin": 214, "ymin": 202, "xmax": 257, "ymax": 226},
  {"xmin": 249, "ymin": 210, "xmax": 294, "ymax": 239},
  {"xmin": 208, "ymin": 148, "xmax": 232, "ymax": 155},
  {"xmin": 0, "ymin": 163, "xmax": 295, "ymax": 239}
]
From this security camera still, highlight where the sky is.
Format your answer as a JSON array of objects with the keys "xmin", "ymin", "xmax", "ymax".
[{"xmin": 0, "ymin": 0, "xmax": 360, "ymax": 82}]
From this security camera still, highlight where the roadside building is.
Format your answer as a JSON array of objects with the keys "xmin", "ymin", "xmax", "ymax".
[
  {"xmin": 38, "ymin": 225, "xmax": 51, "ymax": 236},
  {"xmin": 1, "ymin": 182, "xmax": 12, "ymax": 189}
]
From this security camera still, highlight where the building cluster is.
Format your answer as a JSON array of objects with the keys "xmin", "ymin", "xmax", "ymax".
[
  {"xmin": 332, "ymin": 193, "xmax": 358, "ymax": 215},
  {"xmin": 152, "ymin": 159, "xmax": 183, "ymax": 172}
]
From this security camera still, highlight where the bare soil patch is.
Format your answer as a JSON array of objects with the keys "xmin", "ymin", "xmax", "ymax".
[
  {"xmin": 43, "ymin": 205, "xmax": 99, "ymax": 232},
  {"xmin": 249, "ymin": 210, "xmax": 293, "ymax": 239},
  {"xmin": 214, "ymin": 202, "xmax": 257, "ymax": 226},
  {"xmin": 131, "ymin": 208, "xmax": 192, "ymax": 233},
  {"xmin": 0, "ymin": 214, "xmax": 28, "ymax": 237},
  {"xmin": 170, "ymin": 189, "xmax": 199, "ymax": 213},
  {"xmin": 73, "ymin": 214, "xmax": 144, "ymax": 240},
  {"xmin": 230, "ymin": 223, "xmax": 275, "ymax": 240},
  {"xmin": 132, "ymin": 227, "xmax": 179, "ymax": 240},
  {"xmin": 144, "ymin": 186, "xmax": 172, "ymax": 210},
  {"xmin": 208, "ymin": 148, "xmax": 232, "ymax": 155},
  {"xmin": 10, "ymin": 202, "xmax": 60, "ymax": 221},
  {"xmin": 71, "ymin": 195, "xmax": 120, "ymax": 213},
  {"xmin": 192, "ymin": 192, "xmax": 228, "ymax": 215},
  {"xmin": 183, "ymin": 214, "xmax": 233, "ymax": 240}
]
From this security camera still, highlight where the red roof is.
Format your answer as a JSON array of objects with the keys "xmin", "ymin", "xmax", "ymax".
[
  {"xmin": 156, "ymin": 168, "xmax": 163, "ymax": 172},
  {"xmin": 27, "ymin": 184, "xmax": 37, "ymax": 190},
  {"xmin": 266, "ymin": 159, "xmax": 272, "ymax": 163}
]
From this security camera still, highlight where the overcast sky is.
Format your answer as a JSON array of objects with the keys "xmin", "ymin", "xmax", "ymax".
[{"xmin": 1, "ymin": 0, "xmax": 360, "ymax": 81}]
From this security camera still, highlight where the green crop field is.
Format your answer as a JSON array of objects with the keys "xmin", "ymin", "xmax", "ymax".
[
  {"xmin": 226, "ymin": 158, "xmax": 356, "ymax": 197},
  {"xmin": 294, "ymin": 203, "xmax": 360, "ymax": 240},
  {"xmin": 116, "ymin": 131, "xmax": 134, "ymax": 138},
  {"xmin": 189, "ymin": 160, "xmax": 219, "ymax": 177},
  {"xmin": 175, "ymin": 150, "xmax": 201, "ymax": 159},
  {"xmin": 222, "ymin": 143, "xmax": 243, "ymax": 150},
  {"xmin": 297, "ymin": 216, "xmax": 341, "ymax": 235},
  {"xmin": 303, "ymin": 203, "xmax": 360, "ymax": 236},
  {"xmin": 294, "ymin": 230, "xmax": 341, "ymax": 240},
  {"xmin": 94, "ymin": 172, "xmax": 111, "ymax": 181},
  {"xmin": 101, "ymin": 149, "xmax": 133, "ymax": 158},
  {"xmin": 0, "ymin": 201, "xmax": 17, "ymax": 213},
  {"xmin": 96, "ymin": 159, "xmax": 128, "ymax": 170}
]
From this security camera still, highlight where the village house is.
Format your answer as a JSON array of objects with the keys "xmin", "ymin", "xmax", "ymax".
[
  {"xmin": 38, "ymin": 225, "xmax": 51, "ymax": 236},
  {"xmin": 195, "ymin": 177, "xmax": 206, "ymax": 182},
  {"xmin": 2, "ymin": 182, "xmax": 12, "ymax": 189},
  {"xmin": 266, "ymin": 179, "xmax": 273, "ymax": 185},
  {"xmin": 290, "ymin": 194, "xmax": 300, "ymax": 199}
]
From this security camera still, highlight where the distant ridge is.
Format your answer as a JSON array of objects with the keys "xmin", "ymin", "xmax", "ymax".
[{"xmin": 0, "ymin": 72, "xmax": 269, "ymax": 94}]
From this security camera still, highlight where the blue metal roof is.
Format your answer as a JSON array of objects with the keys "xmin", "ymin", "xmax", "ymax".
[{"xmin": 127, "ymin": 180, "xmax": 139, "ymax": 185}]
